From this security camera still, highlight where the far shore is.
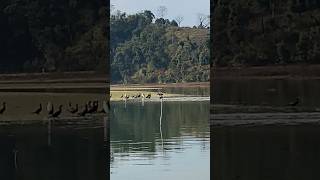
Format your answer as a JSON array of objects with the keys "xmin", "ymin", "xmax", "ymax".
[
  {"xmin": 110, "ymin": 82, "xmax": 209, "ymax": 101},
  {"xmin": 111, "ymin": 82, "xmax": 209, "ymax": 89},
  {"xmin": 213, "ymin": 64, "xmax": 320, "ymax": 79}
]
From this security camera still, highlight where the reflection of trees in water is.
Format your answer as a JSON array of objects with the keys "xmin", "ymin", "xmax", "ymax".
[{"xmin": 110, "ymin": 101, "xmax": 210, "ymax": 156}]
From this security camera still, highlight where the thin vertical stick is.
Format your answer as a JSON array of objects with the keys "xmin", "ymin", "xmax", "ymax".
[
  {"xmin": 48, "ymin": 118, "xmax": 52, "ymax": 146},
  {"xmin": 159, "ymin": 98, "xmax": 164, "ymax": 151}
]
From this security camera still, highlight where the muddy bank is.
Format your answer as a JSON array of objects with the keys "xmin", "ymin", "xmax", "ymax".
[
  {"xmin": 213, "ymin": 64, "xmax": 320, "ymax": 79},
  {"xmin": 0, "ymin": 71, "xmax": 108, "ymax": 82},
  {"xmin": 211, "ymin": 104, "xmax": 320, "ymax": 126},
  {"xmin": 0, "ymin": 72, "xmax": 109, "ymax": 94},
  {"xmin": 111, "ymin": 82, "xmax": 209, "ymax": 89},
  {"xmin": 212, "ymin": 112, "xmax": 320, "ymax": 126}
]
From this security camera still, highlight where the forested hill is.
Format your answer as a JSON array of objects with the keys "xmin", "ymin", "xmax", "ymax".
[
  {"xmin": 0, "ymin": 0, "xmax": 107, "ymax": 74},
  {"xmin": 213, "ymin": 0, "xmax": 320, "ymax": 66},
  {"xmin": 111, "ymin": 10, "xmax": 210, "ymax": 84}
]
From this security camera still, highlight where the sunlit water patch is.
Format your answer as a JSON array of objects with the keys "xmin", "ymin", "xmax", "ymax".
[{"xmin": 110, "ymin": 101, "xmax": 210, "ymax": 180}]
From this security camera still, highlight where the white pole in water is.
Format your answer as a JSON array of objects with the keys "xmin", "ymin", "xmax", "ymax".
[
  {"xmin": 48, "ymin": 118, "xmax": 51, "ymax": 146},
  {"xmin": 13, "ymin": 149, "xmax": 18, "ymax": 169},
  {"xmin": 142, "ymin": 97, "xmax": 144, "ymax": 107},
  {"xmin": 159, "ymin": 98, "xmax": 164, "ymax": 151}
]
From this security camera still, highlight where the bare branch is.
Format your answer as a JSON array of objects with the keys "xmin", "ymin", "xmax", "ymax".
[{"xmin": 175, "ymin": 15, "xmax": 184, "ymax": 26}]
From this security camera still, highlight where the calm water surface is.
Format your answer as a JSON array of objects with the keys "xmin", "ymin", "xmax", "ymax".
[
  {"xmin": 0, "ymin": 92, "xmax": 106, "ymax": 179},
  {"xmin": 213, "ymin": 79, "xmax": 320, "ymax": 179},
  {"xmin": 110, "ymin": 100, "xmax": 210, "ymax": 180},
  {"xmin": 214, "ymin": 79, "xmax": 320, "ymax": 107},
  {"xmin": 213, "ymin": 125, "xmax": 320, "ymax": 180}
]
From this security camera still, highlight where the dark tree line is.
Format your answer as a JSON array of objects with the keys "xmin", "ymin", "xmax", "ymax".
[
  {"xmin": 111, "ymin": 10, "xmax": 210, "ymax": 84},
  {"xmin": 0, "ymin": 0, "xmax": 108, "ymax": 73},
  {"xmin": 212, "ymin": 0, "xmax": 320, "ymax": 66}
]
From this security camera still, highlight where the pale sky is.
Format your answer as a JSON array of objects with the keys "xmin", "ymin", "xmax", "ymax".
[{"xmin": 110, "ymin": 0, "xmax": 210, "ymax": 27}]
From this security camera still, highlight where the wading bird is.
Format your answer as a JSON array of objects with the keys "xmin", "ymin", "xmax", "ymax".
[
  {"xmin": 146, "ymin": 93, "xmax": 151, "ymax": 99},
  {"xmin": 0, "ymin": 102, "xmax": 6, "ymax": 114},
  {"xmin": 124, "ymin": 94, "xmax": 129, "ymax": 100},
  {"xmin": 78, "ymin": 104, "xmax": 88, "ymax": 116},
  {"xmin": 33, "ymin": 104, "xmax": 42, "ymax": 114},
  {"xmin": 68, "ymin": 104, "xmax": 78, "ymax": 114},
  {"xmin": 288, "ymin": 97, "xmax": 300, "ymax": 107},
  {"xmin": 52, "ymin": 105, "xmax": 63, "ymax": 117},
  {"xmin": 87, "ymin": 101, "xmax": 98, "ymax": 114}
]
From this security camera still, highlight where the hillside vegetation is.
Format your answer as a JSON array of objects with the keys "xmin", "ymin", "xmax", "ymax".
[
  {"xmin": 212, "ymin": 0, "xmax": 320, "ymax": 66},
  {"xmin": 0, "ymin": 0, "xmax": 107, "ymax": 74},
  {"xmin": 111, "ymin": 10, "xmax": 210, "ymax": 84}
]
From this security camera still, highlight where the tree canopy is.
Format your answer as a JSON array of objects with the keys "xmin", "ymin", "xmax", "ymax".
[
  {"xmin": 212, "ymin": 0, "xmax": 320, "ymax": 67},
  {"xmin": 111, "ymin": 10, "xmax": 210, "ymax": 84},
  {"xmin": 0, "ymin": 0, "xmax": 108, "ymax": 73}
]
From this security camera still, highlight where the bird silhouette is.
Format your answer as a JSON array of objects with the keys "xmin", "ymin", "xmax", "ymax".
[
  {"xmin": 33, "ymin": 104, "xmax": 42, "ymax": 114},
  {"xmin": 288, "ymin": 97, "xmax": 300, "ymax": 107},
  {"xmin": 124, "ymin": 94, "xmax": 129, "ymax": 100},
  {"xmin": 68, "ymin": 104, "xmax": 78, "ymax": 114},
  {"xmin": 87, "ymin": 101, "xmax": 92, "ymax": 109},
  {"xmin": 87, "ymin": 101, "xmax": 98, "ymax": 114},
  {"xmin": 78, "ymin": 104, "xmax": 88, "ymax": 116},
  {"xmin": 0, "ymin": 102, "xmax": 6, "ymax": 114},
  {"xmin": 52, "ymin": 105, "xmax": 63, "ymax": 117}
]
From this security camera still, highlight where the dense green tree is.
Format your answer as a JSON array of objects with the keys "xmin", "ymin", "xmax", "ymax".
[
  {"xmin": 0, "ymin": 0, "xmax": 108, "ymax": 73},
  {"xmin": 212, "ymin": 0, "xmax": 320, "ymax": 67},
  {"xmin": 111, "ymin": 10, "xmax": 210, "ymax": 84}
]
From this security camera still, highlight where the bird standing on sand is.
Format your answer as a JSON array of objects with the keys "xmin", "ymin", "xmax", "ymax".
[
  {"xmin": 0, "ymin": 102, "xmax": 6, "ymax": 114},
  {"xmin": 288, "ymin": 97, "xmax": 300, "ymax": 106},
  {"xmin": 124, "ymin": 94, "xmax": 129, "ymax": 100},
  {"xmin": 52, "ymin": 105, "xmax": 63, "ymax": 117},
  {"xmin": 33, "ymin": 104, "xmax": 42, "ymax": 114}
]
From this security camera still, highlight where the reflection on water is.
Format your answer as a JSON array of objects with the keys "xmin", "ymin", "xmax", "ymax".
[
  {"xmin": 0, "ymin": 92, "xmax": 106, "ymax": 179},
  {"xmin": 213, "ymin": 125, "xmax": 320, "ymax": 180},
  {"xmin": 0, "ymin": 123, "xmax": 106, "ymax": 180},
  {"xmin": 214, "ymin": 79, "xmax": 320, "ymax": 107},
  {"xmin": 111, "ymin": 101, "xmax": 210, "ymax": 180}
]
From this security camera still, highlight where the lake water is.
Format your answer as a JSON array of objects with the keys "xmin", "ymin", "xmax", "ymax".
[
  {"xmin": 0, "ymin": 91, "xmax": 107, "ymax": 179},
  {"xmin": 213, "ymin": 78, "xmax": 320, "ymax": 107},
  {"xmin": 110, "ymin": 100, "xmax": 210, "ymax": 180},
  {"xmin": 212, "ymin": 78, "xmax": 320, "ymax": 179},
  {"xmin": 213, "ymin": 125, "xmax": 320, "ymax": 180}
]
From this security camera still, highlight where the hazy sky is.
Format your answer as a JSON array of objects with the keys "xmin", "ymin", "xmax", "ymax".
[{"xmin": 110, "ymin": 0, "xmax": 210, "ymax": 27}]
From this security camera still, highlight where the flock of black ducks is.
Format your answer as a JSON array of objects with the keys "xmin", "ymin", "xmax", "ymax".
[
  {"xmin": 118, "ymin": 91, "xmax": 164, "ymax": 100},
  {"xmin": 0, "ymin": 100, "xmax": 110, "ymax": 117}
]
